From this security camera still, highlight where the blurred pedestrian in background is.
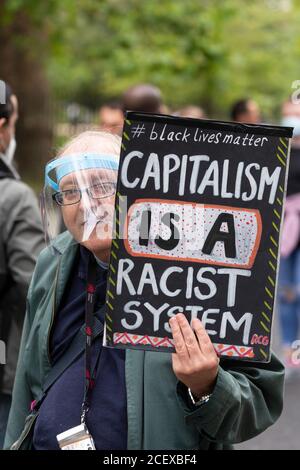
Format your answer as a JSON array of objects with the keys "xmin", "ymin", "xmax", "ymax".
[
  {"xmin": 278, "ymin": 100, "xmax": 300, "ymax": 376},
  {"xmin": 99, "ymin": 100, "xmax": 124, "ymax": 135},
  {"xmin": 121, "ymin": 83, "xmax": 164, "ymax": 114},
  {"xmin": 174, "ymin": 105, "xmax": 206, "ymax": 119},
  {"xmin": 231, "ymin": 98, "xmax": 261, "ymax": 124},
  {"xmin": 0, "ymin": 81, "xmax": 45, "ymax": 448}
]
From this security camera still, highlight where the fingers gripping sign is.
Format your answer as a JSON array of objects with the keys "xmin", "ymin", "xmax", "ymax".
[{"xmin": 169, "ymin": 314, "xmax": 220, "ymax": 398}]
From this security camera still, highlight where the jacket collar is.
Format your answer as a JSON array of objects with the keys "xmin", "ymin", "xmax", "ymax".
[
  {"xmin": 51, "ymin": 231, "xmax": 77, "ymax": 255},
  {"xmin": 0, "ymin": 154, "xmax": 20, "ymax": 180}
]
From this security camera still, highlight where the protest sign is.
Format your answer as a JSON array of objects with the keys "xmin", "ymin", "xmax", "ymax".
[{"xmin": 103, "ymin": 112, "xmax": 293, "ymax": 361}]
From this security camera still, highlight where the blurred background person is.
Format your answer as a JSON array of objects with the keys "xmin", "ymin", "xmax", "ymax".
[
  {"xmin": 99, "ymin": 100, "xmax": 124, "ymax": 135},
  {"xmin": 174, "ymin": 105, "xmax": 206, "ymax": 119},
  {"xmin": 121, "ymin": 83, "xmax": 163, "ymax": 114},
  {"xmin": 230, "ymin": 98, "xmax": 261, "ymax": 124},
  {"xmin": 158, "ymin": 103, "xmax": 171, "ymax": 115},
  {"xmin": 0, "ymin": 81, "xmax": 44, "ymax": 448},
  {"xmin": 278, "ymin": 100, "xmax": 300, "ymax": 377}
]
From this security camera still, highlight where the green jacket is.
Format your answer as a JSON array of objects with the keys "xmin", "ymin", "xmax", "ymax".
[{"xmin": 4, "ymin": 232, "xmax": 285, "ymax": 450}]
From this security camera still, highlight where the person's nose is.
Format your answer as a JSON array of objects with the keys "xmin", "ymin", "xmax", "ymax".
[{"xmin": 78, "ymin": 190, "xmax": 102, "ymax": 216}]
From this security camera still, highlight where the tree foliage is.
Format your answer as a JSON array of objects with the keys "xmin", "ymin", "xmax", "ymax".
[{"xmin": 2, "ymin": 0, "xmax": 300, "ymax": 118}]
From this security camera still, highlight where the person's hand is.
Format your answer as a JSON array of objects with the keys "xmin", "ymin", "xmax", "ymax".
[{"xmin": 169, "ymin": 313, "xmax": 219, "ymax": 398}]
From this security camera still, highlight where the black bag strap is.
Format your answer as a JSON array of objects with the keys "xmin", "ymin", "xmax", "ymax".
[{"xmin": 34, "ymin": 308, "xmax": 105, "ymax": 410}]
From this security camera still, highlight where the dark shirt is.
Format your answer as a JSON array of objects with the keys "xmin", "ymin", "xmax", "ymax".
[
  {"xmin": 33, "ymin": 246, "xmax": 127, "ymax": 450},
  {"xmin": 287, "ymin": 146, "xmax": 300, "ymax": 196}
]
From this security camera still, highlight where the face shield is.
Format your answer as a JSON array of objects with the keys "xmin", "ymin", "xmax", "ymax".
[{"xmin": 41, "ymin": 153, "xmax": 119, "ymax": 249}]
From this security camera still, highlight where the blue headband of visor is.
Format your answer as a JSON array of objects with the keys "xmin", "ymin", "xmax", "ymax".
[{"xmin": 45, "ymin": 153, "xmax": 119, "ymax": 191}]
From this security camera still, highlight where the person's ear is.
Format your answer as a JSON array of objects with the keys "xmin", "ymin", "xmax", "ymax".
[
  {"xmin": 0, "ymin": 118, "xmax": 6, "ymax": 146},
  {"xmin": 0, "ymin": 117, "xmax": 6, "ymax": 131}
]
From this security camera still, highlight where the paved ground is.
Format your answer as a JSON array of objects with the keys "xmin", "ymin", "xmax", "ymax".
[{"xmin": 236, "ymin": 319, "xmax": 300, "ymax": 450}]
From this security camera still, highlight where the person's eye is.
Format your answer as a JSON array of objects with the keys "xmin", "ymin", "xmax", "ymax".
[
  {"xmin": 92, "ymin": 184, "xmax": 105, "ymax": 193},
  {"xmin": 103, "ymin": 182, "xmax": 116, "ymax": 190},
  {"xmin": 64, "ymin": 189, "xmax": 79, "ymax": 199}
]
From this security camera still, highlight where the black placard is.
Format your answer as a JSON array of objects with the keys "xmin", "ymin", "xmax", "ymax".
[{"xmin": 104, "ymin": 112, "xmax": 293, "ymax": 362}]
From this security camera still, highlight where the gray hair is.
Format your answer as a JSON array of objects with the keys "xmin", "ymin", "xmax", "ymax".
[{"xmin": 58, "ymin": 130, "xmax": 121, "ymax": 157}]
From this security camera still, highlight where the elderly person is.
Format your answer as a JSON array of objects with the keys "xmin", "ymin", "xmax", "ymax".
[{"xmin": 5, "ymin": 130, "xmax": 284, "ymax": 450}]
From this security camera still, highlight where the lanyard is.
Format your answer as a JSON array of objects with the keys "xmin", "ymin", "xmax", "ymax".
[{"xmin": 81, "ymin": 253, "xmax": 99, "ymax": 425}]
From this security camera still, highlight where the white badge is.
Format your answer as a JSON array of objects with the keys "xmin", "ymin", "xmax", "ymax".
[{"xmin": 56, "ymin": 423, "xmax": 96, "ymax": 450}]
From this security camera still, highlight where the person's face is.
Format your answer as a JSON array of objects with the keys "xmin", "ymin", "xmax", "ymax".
[
  {"xmin": 99, "ymin": 106, "xmax": 124, "ymax": 130},
  {"xmin": 282, "ymin": 101, "xmax": 300, "ymax": 118},
  {"xmin": 243, "ymin": 100, "xmax": 261, "ymax": 124},
  {"xmin": 281, "ymin": 101, "xmax": 300, "ymax": 146},
  {"xmin": 0, "ymin": 95, "xmax": 18, "ymax": 153},
  {"xmin": 59, "ymin": 167, "xmax": 117, "ymax": 256},
  {"xmin": 99, "ymin": 106, "xmax": 124, "ymax": 134}
]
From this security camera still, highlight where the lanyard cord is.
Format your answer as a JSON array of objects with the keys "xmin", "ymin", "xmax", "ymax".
[{"xmin": 81, "ymin": 253, "xmax": 99, "ymax": 425}]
